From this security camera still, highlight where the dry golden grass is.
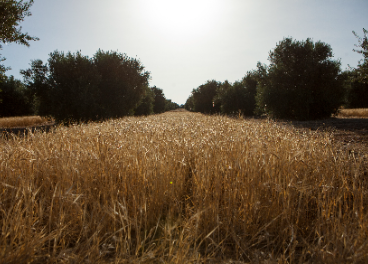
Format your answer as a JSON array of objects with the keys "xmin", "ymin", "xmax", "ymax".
[
  {"xmin": 0, "ymin": 116, "xmax": 50, "ymax": 128},
  {"xmin": 0, "ymin": 112, "xmax": 367, "ymax": 263},
  {"xmin": 338, "ymin": 108, "xmax": 368, "ymax": 118}
]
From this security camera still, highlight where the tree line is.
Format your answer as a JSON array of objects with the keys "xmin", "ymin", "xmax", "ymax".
[
  {"xmin": 0, "ymin": 1, "xmax": 179, "ymax": 122},
  {"xmin": 0, "ymin": 50, "xmax": 179, "ymax": 122},
  {"xmin": 186, "ymin": 31, "xmax": 368, "ymax": 120}
]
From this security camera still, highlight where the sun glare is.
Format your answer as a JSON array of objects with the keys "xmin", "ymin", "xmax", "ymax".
[{"xmin": 142, "ymin": 0, "xmax": 223, "ymax": 42}]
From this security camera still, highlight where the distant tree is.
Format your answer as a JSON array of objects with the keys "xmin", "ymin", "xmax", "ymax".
[
  {"xmin": 21, "ymin": 59, "xmax": 52, "ymax": 115},
  {"xmin": 0, "ymin": 0, "xmax": 39, "ymax": 77},
  {"xmin": 349, "ymin": 78, "xmax": 368, "ymax": 108},
  {"xmin": 151, "ymin": 86, "xmax": 166, "ymax": 114},
  {"xmin": 165, "ymin": 99, "xmax": 179, "ymax": 111},
  {"xmin": 241, "ymin": 70, "xmax": 258, "ymax": 115},
  {"xmin": 215, "ymin": 80, "xmax": 232, "ymax": 114},
  {"xmin": 216, "ymin": 71, "xmax": 258, "ymax": 116},
  {"xmin": 217, "ymin": 81, "xmax": 246, "ymax": 116},
  {"xmin": 0, "ymin": 75, "xmax": 32, "ymax": 116},
  {"xmin": 342, "ymin": 69, "xmax": 368, "ymax": 108},
  {"xmin": 192, "ymin": 80, "xmax": 220, "ymax": 114},
  {"xmin": 341, "ymin": 29, "xmax": 368, "ymax": 108},
  {"xmin": 352, "ymin": 28, "xmax": 368, "ymax": 84},
  {"xmin": 185, "ymin": 94, "xmax": 194, "ymax": 111},
  {"xmin": 135, "ymin": 86, "xmax": 154, "ymax": 116},
  {"xmin": 256, "ymin": 38, "xmax": 344, "ymax": 120}
]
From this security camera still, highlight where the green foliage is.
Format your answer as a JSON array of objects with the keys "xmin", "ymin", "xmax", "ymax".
[
  {"xmin": 165, "ymin": 99, "xmax": 179, "ymax": 111},
  {"xmin": 21, "ymin": 50, "xmax": 151, "ymax": 122},
  {"xmin": 0, "ymin": 0, "xmax": 38, "ymax": 76},
  {"xmin": 192, "ymin": 80, "xmax": 220, "ymax": 114},
  {"xmin": 151, "ymin": 86, "xmax": 166, "ymax": 114},
  {"xmin": 21, "ymin": 59, "xmax": 51, "ymax": 115},
  {"xmin": 135, "ymin": 86, "xmax": 154, "ymax": 116},
  {"xmin": 216, "ymin": 71, "xmax": 258, "ymax": 116},
  {"xmin": 342, "ymin": 69, "xmax": 368, "ymax": 108},
  {"xmin": 341, "ymin": 29, "xmax": 368, "ymax": 108},
  {"xmin": 94, "ymin": 50, "xmax": 149, "ymax": 118},
  {"xmin": 0, "ymin": 75, "xmax": 32, "ymax": 117},
  {"xmin": 256, "ymin": 38, "xmax": 344, "ymax": 120},
  {"xmin": 352, "ymin": 28, "xmax": 368, "ymax": 84},
  {"xmin": 48, "ymin": 51, "xmax": 101, "ymax": 121},
  {"xmin": 349, "ymin": 79, "xmax": 368, "ymax": 108},
  {"xmin": 0, "ymin": 0, "xmax": 38, "ymax": 45},
  {"xmin": 184, "ymin": 94, "xmax": 194, "ymax": 111}
]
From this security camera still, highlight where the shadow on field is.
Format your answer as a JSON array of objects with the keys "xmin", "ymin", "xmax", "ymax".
[
  {"xmin": 0, "ymin": 123, "xmax": 56, "ymax": 139},
  {"xmin": 283, "ymin": 117, "xmax": 368, "ymax": 156},
  {"xmin": 287, "ymin": 118, "xmax": 368, "ymax": 135}
]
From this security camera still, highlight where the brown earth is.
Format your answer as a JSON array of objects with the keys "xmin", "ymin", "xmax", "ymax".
[{"xmin": 284, "ymin": 118, "xmax": 368, "ymax": 164}]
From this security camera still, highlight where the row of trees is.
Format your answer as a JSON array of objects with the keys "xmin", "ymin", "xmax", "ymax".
[
  {"xmin": 0, "ymin": 50, "xmax": 179, "ymax": 121},
  {"xmin": 186, "ymin": 31, "xmax": 368, "ymax": 120},
  {"xmin": 1, "ymin": 1, "xmax": 180, "ymax": 121}
]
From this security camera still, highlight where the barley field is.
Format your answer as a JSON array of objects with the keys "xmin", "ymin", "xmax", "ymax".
[
  {"xmin": 338, "ymin": 108, "xmax": 368, "ymax": 118},
  {"xmin": 0, "ymin": 111, "xmax": 367, "ymax": 263},
  {"xmin": 0, "ymin": 116, "xmax": 50, "ymax": 128}
]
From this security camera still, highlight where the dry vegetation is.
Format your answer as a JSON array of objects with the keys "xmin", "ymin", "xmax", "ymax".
[
  {"xmin": 338, "ymin": 108, "xmax": 368, "ymax": 118},
  {"xmin": 0, "ymin": 116, "xmax": 50, "ymax": 128},
  {"xmin": 1, "ymin": 112, "xmax": 367, "ymax": 263}
]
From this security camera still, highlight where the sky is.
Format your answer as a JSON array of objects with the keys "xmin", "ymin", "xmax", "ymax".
[{"xmin": 1, "ymin": 0, "xmax": 367, "ymax": 105}]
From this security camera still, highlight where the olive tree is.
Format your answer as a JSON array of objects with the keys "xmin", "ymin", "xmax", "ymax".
[{"xmin": 256, "ymin": 38, "xmax": 344, "ymax": 120}]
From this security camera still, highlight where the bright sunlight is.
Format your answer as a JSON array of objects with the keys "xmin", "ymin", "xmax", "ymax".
[{"xmin": 141, "ymin": 0, "xmax": 224, "ymax": 42}]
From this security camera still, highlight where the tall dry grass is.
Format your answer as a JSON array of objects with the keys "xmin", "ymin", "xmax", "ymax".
[
  {"xmin": 338, "ymin": 108, "xmax": 368, "ymax": 118},
  {"xmin": 0, "ymin": 112, "xmax": 367, "ymax": 263},
  {"xmin": 0, "ymin": 116, "xmax": 49, "ymax": 128}
]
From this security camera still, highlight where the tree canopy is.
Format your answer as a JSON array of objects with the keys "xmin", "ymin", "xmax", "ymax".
[
  {"xmin": 216, "ymin": 71, "xmax": 258, "ymax": 116},
  {"xmin": 0, "ymin": 75, "xmax": 32, "ymax": 116},
  {"xmin": 352, "ymin": 28, "xmax": 368, "ymax": 84},
  {"xmin": 256, "ymin": 38, "xmax": 344, "ymax": 120},
  {"xmin": 151, "ymin": 86, "xmax": 166, "ymax": 114},
  {"xmin": 22, "ymin": 50, "xmax": 151, "ymax": 122},
  {"xmin": 0, "ymin": 0, "xmax": 38, "ymax": 76},
  {"xmin": 191, "ymin": 80, "xmax": 220, "ymax": 114}
]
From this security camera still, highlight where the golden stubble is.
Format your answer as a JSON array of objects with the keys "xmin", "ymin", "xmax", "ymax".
[
  {"xmin": 0, "ymin": 112, "xmax": 367, "ymax": 263},
  {"xmin": 0, "ymin": 116, "xmax": 50, "ymax": 128},
  {"xmin": 338, "ymin": 108, "xmax": 368, "ymax": 118}
]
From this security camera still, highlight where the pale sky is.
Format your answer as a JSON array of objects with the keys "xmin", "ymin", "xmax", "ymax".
[{"xmin": 2, "ymin": 0, "xmax": 367, "ymax": 105}]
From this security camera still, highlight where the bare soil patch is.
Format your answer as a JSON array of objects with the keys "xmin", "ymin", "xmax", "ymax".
[{"xmin": 285, "ymin": 117, "xmax": 368, "ymax": 161}]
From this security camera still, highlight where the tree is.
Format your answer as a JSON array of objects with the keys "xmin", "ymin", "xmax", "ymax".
[
  {"xmin": 94, "ymin": 50, "xmax": 150, "ymax": 118},
  {"xmin": 165, "ymin": 99, "xmax": 179, "ymax": 111},
  {"xmin": 185, "ymin": 94, "xmax": 194, "ymax": 111},
  {"xmin": 342, "ymin": 69, "xmax": 368, "ymax": 108},
  {"xmin": 135, "ymin": 85, "xmax": 154, "ymax": 116},
  {"xmin": 352, "ymin": 28, "xmax": 368, "ymax": 84},
  {"xmin": 151, "ymin": 86, "xmax": 166, "ymax": 114},
  {"xmin": 216, "ymin": 71, "xmax": 259, "ymax": 116},
  {"xmin": 0, "ymin": 75, "xmax": 32, "ymax": 116},
  {"xmin": 241, "ymin": 70, "xmax": 258, "ymax": 115},
  {"xmin": 192, "ymin": 80, "xmax": 220, "ymax": 114},
  {"xmin": 341, "ymin": 29, "xmax": 368, "ymax": 108},
  {"xmin": 21, "ymin": 59, "xmax": 52, "ymax": 115},
  {"xmin": 256, "ymin": 38, "xmax": 344, "ymax": 120},
  {"xmin": 0, "ymin": 0, "xmax": 38, "ymax": 77},
  {"xmin": 21, "ymin": 49, "xmax": 150, "ymax": 122},
  {"xmin": 47, "ymin": 51, "xmax": 101, "ymax": 122}
]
